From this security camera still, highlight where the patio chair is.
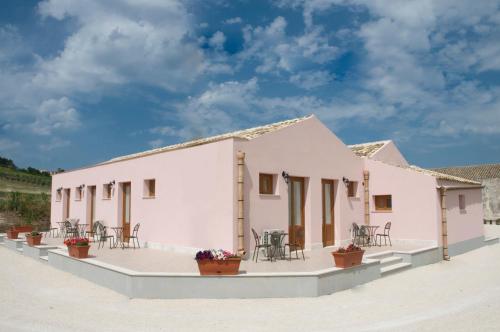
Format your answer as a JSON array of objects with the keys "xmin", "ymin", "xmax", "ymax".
[
  {"xmin": 63, "ymin": 220, "xmax": 79, "ymax": 239},
  {"xmin": 269, "ymin": 231, "xmax": 286, "ymax": 261},
  {"xmin": 85, "ymin": 221, "xmax": 101, "ymax": 242},
  {"xmin": 351, "ymin": 223, "xmax": 368, "ymax": 246},
  {"xmin": 375, "ymin": 222, "xmax": 392, "ymax": 246},
  {"xmin": 96, "ymin": 223, "xmax": 114, "ymax": 249},
  {"xmin": 284, "ymin": 228, "xmax": 305, "ymax": 261},
  {"xmin": 251, "ymin": 228, "xmax": 272, "ymax": 262},
  {"xmin": 123, "ymin": 223, "xmax": 141, "ymax": 249}
]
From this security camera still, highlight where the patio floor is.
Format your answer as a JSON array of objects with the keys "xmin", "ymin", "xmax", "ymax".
[{"xmin": 40, "ymin": 235, "xmax": 427, "ymax": 273}]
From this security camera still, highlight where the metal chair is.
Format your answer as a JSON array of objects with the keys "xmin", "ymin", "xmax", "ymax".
[
  {"xmin": 284, "ymin": 228, "xmax": 305, "ymax": 261},
  {"xmin": 123, "ymin": 223, "xmax": 141, "ymax": 249},
  {"xmin": 375, "ymin": 222, "xmax": 392, "ymax": 246},
  {"xmin": 96, "ymin": 223, "xmax": 114, "ymax": 249},
  {"xmin": 63, "ymin": 220, "xmax": 79, "ymax": 239},
  {"xmin": 251, "ymin": 228, "xmax": 272, "ymax": 262},
  {"xmin": 85, "ymin": 221, "xmax": 101, "ymax": 242},
  {"xmin": 351, "ymin": 222, "xmax": 368, "ymax": 246}
]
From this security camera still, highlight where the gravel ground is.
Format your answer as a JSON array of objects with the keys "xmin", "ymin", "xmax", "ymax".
[{"xmin": 1, "ymin": 243, "xmax": 500, "ymax": 332}]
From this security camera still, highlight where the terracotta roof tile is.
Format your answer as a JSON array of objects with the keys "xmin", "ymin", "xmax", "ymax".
[{"xmin": 431, "ymin": 164, "xmax": 500, "ymax": 181}]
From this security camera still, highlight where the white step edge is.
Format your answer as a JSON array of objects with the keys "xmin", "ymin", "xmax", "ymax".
[
  {"xmin": 365, "ymin": 250, "xmax": 393, "ymax": 260},
  {"xmin": 39, "ymin": 256, "xmax": 48, "ymax": 261},
  {"xmin": 379, "ymin": 256, "xmax": 403, "ymax": 268},
  {"xmin": 381, "ymin": 262, "xmax": 412, "ymax": 276}
]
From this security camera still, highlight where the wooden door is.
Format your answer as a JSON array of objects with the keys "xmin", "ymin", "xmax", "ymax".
[
  {"xmin": 122, "ymin": 182, "xmax": 131, "ymax": 240},
  {"xmin": 63, "ymin": 188, "xmax": 70, "ymax": 220},
  {"xmin": 88, "ymin": 186, "xmax": 96, "ymax": 230},
  {"xmin": 288, "ymin": 177, "xmax": 305, "ymax": 247},
  {"xmin": 322, "ymin": 179, "xmax": 335, "ymax": 247}
]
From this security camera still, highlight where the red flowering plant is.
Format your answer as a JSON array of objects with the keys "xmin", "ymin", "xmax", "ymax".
[
  {"xmin": 195, "ymin": 249, "xmax": 238, "ymax": 261},
  {"xmin": 64, "ymin": 237, "xmax": 90, "ymax": 247},
  {"xmin": 335, "ymin": 244, "xmax": 362, "ymax": 253}
]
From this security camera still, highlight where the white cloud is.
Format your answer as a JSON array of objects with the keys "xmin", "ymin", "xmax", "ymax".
[
  {"xmin": 148, "ymin": 139, "xmax": 164, "ymax": 148},
  {"xmin": 224, "ymin": 17, "xmax": 242, "ymax": 25},
  {"xmin": 30, "ymin": 97, "xmax": 80, "ymax": 135},
  {"xmin": 289, "ymin": 70, "xmax": 334, "ymax": 89},
  {"xmin": 35, "ymin": 0, "xmax": 204, "ymax": 94},
  {"xmin": 240, "ymin": 16, "xmax": 339, "ymax": 74},
  {"xmin": 209, "ymin": 31, "xmax": 226, "ymax": 50}
]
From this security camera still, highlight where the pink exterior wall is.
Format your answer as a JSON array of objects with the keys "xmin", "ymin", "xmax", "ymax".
[
  {"xmin": 364, "ymin": 159, "xmax": 441, "ymax": 244},
  {"xmin": 440, "ymin": 183, "xmax": 484, "ymax": 245},
  {"xmin": 235, "ymin": 116, "xmax": 365, "ymax": 251},
  {"xmin": 371, "ymin": 141, "xmax": 409, "ymax": 167},
  {"xmin": 51, "ymin": 139, "xmax": 236, "ymax": 252}
]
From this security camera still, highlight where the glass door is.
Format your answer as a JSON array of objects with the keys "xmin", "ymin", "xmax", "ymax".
[
  {"xmin": 322, "ymin": 179, "xmax": 335, "ymax": 246},
  {"xmin": 288, "ymin": 177, "xmax": 305, "ymax": 247}
]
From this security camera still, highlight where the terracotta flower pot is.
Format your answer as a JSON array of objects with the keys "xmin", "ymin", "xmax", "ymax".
[
  {"xmin": 332, "ymin": 250, "xmax": 364, "ymax": 268},
  {"xmin": 68, "ymin": 245, "xmax": 90, "ymax": 259},
  {"xmin": 6, "ymin": 229, "xmax": 19, "ymax": 239},
  {"xmin": 26, "ymin": 234, "xmax": 42, "ymax": 247},
  {"xmin": 197, "ymin": 257, "xmax": 241, "ymax": 275},
  {"xmin": 13, "ymin": 225, "xmax": 34, "ymax": 233}
]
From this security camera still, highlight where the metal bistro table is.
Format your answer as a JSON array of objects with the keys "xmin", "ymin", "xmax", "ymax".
[
  {"xmin": 77, "ymin": 223, "xmax": 89, "ymax": 237},
  {"xmin": 266, "ymin": 230, "xmax": 288, "ymax": 261},
  {"xmin": 110, "ymin": 227, "xmax": 124, "ymax": 249},
  {"xmin": 361, "ymin": 225, "xmax": 379, "ymax": 247},
  {"xmin": 56, "ymin": 221, "xmax": 66, "ymax": 238}
]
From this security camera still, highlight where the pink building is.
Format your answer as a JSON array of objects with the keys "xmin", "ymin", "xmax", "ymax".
[{"xmin": 51, "ymin": 115, "xmax": 484, "ymax": 257}]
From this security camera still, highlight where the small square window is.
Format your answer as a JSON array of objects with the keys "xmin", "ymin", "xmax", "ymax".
[
  {"xmin": 459, "ymin": 194, "xmax": 466, "ymax": 210},
  {"xmin": 144, "ymin": 179, "xmax": 156, "ymax": 198},
  {"xmin": 347, "ymin": 181, "xmax": 358, "ymax": 197},
  {"xmin": 259, "ymin": 173, "xmax": 274, "ymax": 195},
  {"xmin": 374, "ymin": 195, "xmax": 392, "ymax": 211},
  {"xmin": 75, "ymin": 187, "xmax": 82, "ymax": 201},
  {"xmin": 103, "ymin": 184, "xmax": 112, "ymax": 199}
]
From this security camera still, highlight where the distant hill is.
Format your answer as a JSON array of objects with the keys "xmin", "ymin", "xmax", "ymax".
[{"xmin": 0, "ymin": 156, "xmax": 55, "ymax": 194}]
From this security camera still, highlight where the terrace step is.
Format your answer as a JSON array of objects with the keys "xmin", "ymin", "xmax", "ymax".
[
  {"xmin": 365, "ymin": 251, "xmax": 393, "ymax": 260},
  {"xmin": 381, "ymin": 262, "xmax": 412, "ymax": 277},
  {"xmin": 379, "ymin": 256, "xmax": 403, "ymax": 268},
  {"xmin": 16, "ymin": 248, "xmax": 23, "ymax": 253},
  {"xmin": 39, "ymin": 256, "xmax": 48, "ymax": 262}
]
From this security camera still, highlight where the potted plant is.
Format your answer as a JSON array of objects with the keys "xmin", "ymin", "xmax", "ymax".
[
  {"xmin": 26, "ymin": 231, "xmax": 42, "ymax": 246},
  {"xmin": 332, "ymin": 244, "xmax": 364, "ymax": 268},
  {"xmin": 64, "ymin": 237, "xmax": 91, "ymax": 259},
  {"xmin": 195, "ymin": 249, "xmax": 241, "ymax": 275},
  {"xmin": 13, "ymin": 224, "xmax": 34, "ymax": 233},
  {"xmin": 6, "ymin": 227, "xmax": 19, "ymax": 239}
]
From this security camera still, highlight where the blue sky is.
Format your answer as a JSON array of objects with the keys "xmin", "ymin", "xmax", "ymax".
[{"xmin": 0, "ymin": 0, "xmax": 499, "ymax": 170}]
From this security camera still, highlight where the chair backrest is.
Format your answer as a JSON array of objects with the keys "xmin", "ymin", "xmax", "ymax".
[
  {"xmin": 251, "ymin": 228, "xmax": 260, "ymax": 244},
  {"xmin": 132, "ymin": 223, "xmax": 140, "ymax": 236},
  {"xmin": 352, "ymin": 222, "xmax": 359, "ymax": 236},
  {"xmin": 96, "ymin": 223, "xmax": 107, "ymax": 237},
  {"xmin": 295, "ymin": 228, "xmax": 304, "ymax": 245},
  {"xmin": 93, "ymin": 221, "xmax": 103, "ymax": 232},
  {"xmin": 359, "ymin": 225, "xmax": 367, "ymax": 236},
  {"xmin": 384, "ymin": 222, "xmax": 391, "ymax": 235}
]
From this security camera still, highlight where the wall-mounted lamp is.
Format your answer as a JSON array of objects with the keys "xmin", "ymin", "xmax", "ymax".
[
  {"xmin": 342, "ymin": 177, "xmax": 350, "ymax": 186},
  {"xmin": 56, "ymin": 187, "xmax": 63, "ymax": 193},
  {"xmin": 108, "ymin": 180, "xmax": 115, "ymax": 188},
  {"xmin": 78, "ymin": 184, "xmax": 85, "ymax": 190},
  {"xmin": 282, "ymin": 171, "xmax": 290, "ymax": 184}
]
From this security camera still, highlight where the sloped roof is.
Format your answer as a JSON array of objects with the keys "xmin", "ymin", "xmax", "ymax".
[
  {"xmin": 431, "ymin": 164, "xmax": 500, "ymax": 181},
  {"xmin": 102, "ymin": 115, "xmax": 312, "ymax": 165},
  {"xmin": 406, "ymin": 165, "xmax": 481, "ymax": 185},
  {"xmin": 348, "ymin": 140, "xmax": 390, "ymax": 157}
]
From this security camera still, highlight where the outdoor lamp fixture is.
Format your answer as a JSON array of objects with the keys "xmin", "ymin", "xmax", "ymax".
[
  {"xmin": 56, "ymin": 187, "xmax": 63, "ymax": 193},
  {"xmin": 78, "ymin": 184, "xmax": 85, "ymax": 190},
  {"xmin": 342, "ymin": 177, "xmax": 350, "ymax": 186},
  {"xmin": 109, "ymin": 180, "xmax": 115, "ymax": 188},
  {"xmin": 282, "ymin": 171, "xmax": 290, "ymax": 184}
]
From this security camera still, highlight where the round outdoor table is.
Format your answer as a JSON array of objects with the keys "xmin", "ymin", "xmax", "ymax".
[
  {"xmin": 361, "ymin": 225, "xmax": 379, "ymax": 247},
  {"xmin": 110, "ymin": 227, "xmax": 124, "ymax": 249}
]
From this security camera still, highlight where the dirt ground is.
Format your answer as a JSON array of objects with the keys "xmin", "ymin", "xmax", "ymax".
[{"xmin": 1, "ymin": 240, "xmax": 500, "ymax": 331}]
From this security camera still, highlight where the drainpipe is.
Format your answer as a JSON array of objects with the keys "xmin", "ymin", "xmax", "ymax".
[
  {"xmin": 363, "ymin": 170, "xmax": 370, "ymax": 225},
  {"xmin": 236, "ymin": 151, "xmax": 245, "ymax": 257},
  {"xmin": 439, "ymin": 187, "xmax": 450, "ymax": 261}
]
